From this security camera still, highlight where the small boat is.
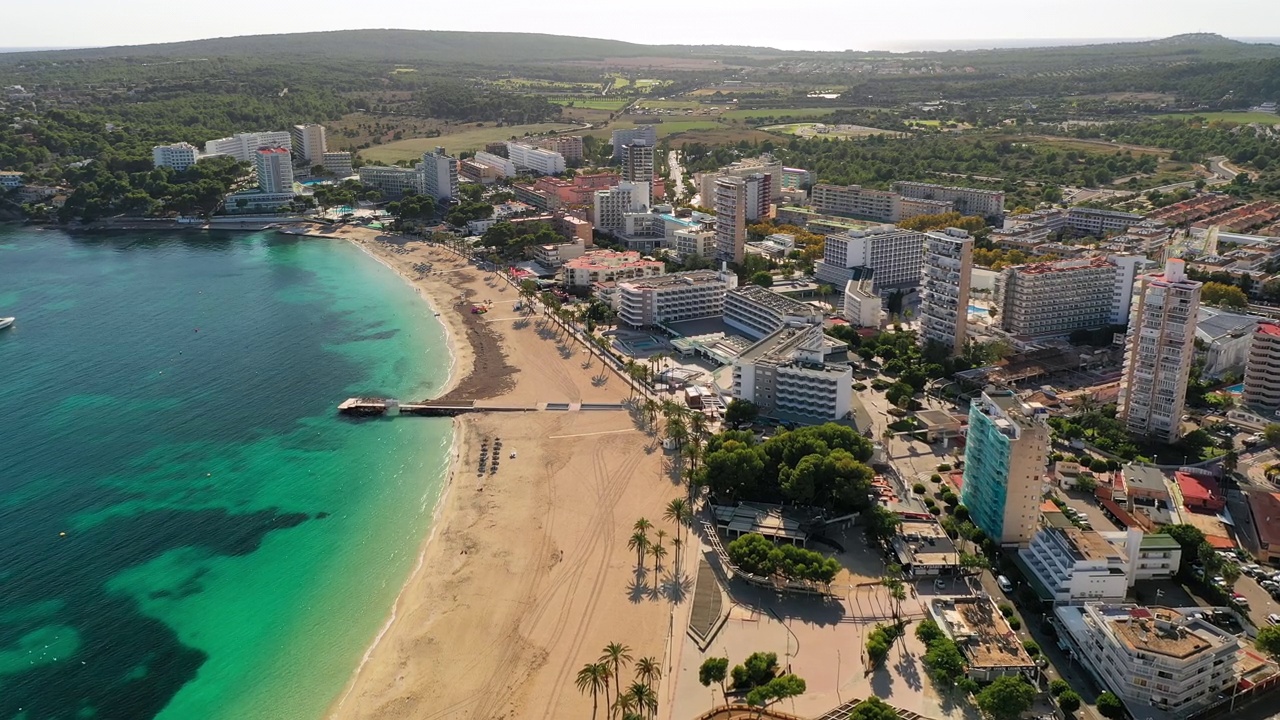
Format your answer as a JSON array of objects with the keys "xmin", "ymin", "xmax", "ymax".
[{"xmin": 0, "ymin": 317, "xmax": 13, "ymax": 330}]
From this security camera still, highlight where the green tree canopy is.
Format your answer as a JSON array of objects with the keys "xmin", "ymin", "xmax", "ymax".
[{"xmin": 975, "ymin": 675, "xmax": 1035, "ymax": 720}]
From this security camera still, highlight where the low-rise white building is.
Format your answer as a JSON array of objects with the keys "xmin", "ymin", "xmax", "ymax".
[
  {"xmin": 473, "ymin": 151, "xmax": 517, "ymax": 179},
  {"xmin": 929, "ymin": 597, "xmax": 1037, "ymax": 682},
  {"xmin": 152, "ymin": 142, "xmax": 200, "ymax": 171},
  {"xmin": 672, "ymin": 227, "xmax": 717, "ymax": 259},
  {"xmin": 0, "ymin": 170, "xmax": 23, "ymax": 189},
  {"xmin": 560, "ymin": 250, "xmax": 664, "ymax": 288},
  {"xmin": 530, "ymin": 239, "xmax": 586, "ymax": 269},
  {"xmin": 506, "ymin": 142, "xmax": 565, "ymax": 176},
  {"xmin": 357, "ymin": 165, "xmax": 422, "ymax": 198},
  {"xmin": 1054, "ymin": 604, "xmax": 1239, "ymax": 720},
  {"xmin": 1067, "ymin": 207, "xmax": 1144, "ymax": 237},
  {"xmin": 321, "ymin": 152, "xmax": 353, "ymax": 177},
  {"xmin": 1021, "ymin": 527, "xmax": 1130, "ymax": 604},
  {"xmin": 843, "ymin": 271, "xmax": 881, "ymax": 328},
  {"xmin": 723, "ymin": 285, "xmax": 824, "ymax": 340},
  {"xmin": 204, "ymin": 131, "xmax": 291, "ymax": 163},
  {"xmin": 617, "ymin": 269, "xmax": 738, "ymax": 328},
  {"xmin": 733, "ymin": 325, "xmax": 852, "ymax": 421}
]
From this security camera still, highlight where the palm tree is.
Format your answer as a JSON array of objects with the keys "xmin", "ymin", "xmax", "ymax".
[
  {"xmin": 576, "ymin": 662, "xmax": 611, "ymax": 720},
  {"xmin": 665, "ymin": 415, "xmax": 689, "ymax": 449},
  {"xmin": 600, "ymin": 642, "xmax": 633, "ymax": 718},
  {"xmin": 671, "ymin": 536, "xmax": 684, "ymax": 579},
  {"xmin": 613, "ymin": 692, "xmax": 638, "ymax": 720},
  {"xmin": 681, "ymin": 441, "xmax": 702, "ymax": 473},
  {"xmin": 634, "ymin": 517, "xmax": 652, "ymax": 534},
  {"xmin": 627, "ymin": 530, "xmax": 650, "ymax": 569},
  {"xmin": 643, "ymin": 399, "xmax": 660, "ymax": 428},
  {"xmin": 623, "ymin": 360, "xmax": 638, "ymax": 400},
  {"xmin": 652, "ymin": 541, "xmax": 667, "ymax": 577},
  {"xmin": 688, "ymin": 412, "xmax": 708, "ymax": 446},
  {"xmin": 634, "ymin": 656, "xmax": 662, "ymax": 688},
  {"xmin": 663, "ymin": 498, "xmax": 690, "ymax": 532},
  {"xmin": 627, "ymin": 681, "xmax": 659, "ymax": 719}
]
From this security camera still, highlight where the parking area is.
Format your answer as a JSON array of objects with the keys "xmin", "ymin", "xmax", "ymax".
[{"xmin": 1053, "ymin": 489, "xmax": 1123, "ymax": 533}]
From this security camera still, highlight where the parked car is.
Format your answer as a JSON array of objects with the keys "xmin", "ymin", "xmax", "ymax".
[
  {"xmin": 1233, "ymin": 593, "xmax": 1250, "ymax": 608},
  {"xmin": 997, "ymin": 575, "xmax": 1014, "ymax": 593},
  {"xmin": 1268, "ymin": 614, "xmax": 1280, "ymax": 626}
]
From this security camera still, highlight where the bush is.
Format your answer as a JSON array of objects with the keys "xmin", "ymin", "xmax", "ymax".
[
  {"xmin": 1097, "ymin": 691, "xmax": 1125, "ymax": 719},
  {"xmin": 1058, "ymin": 690, "xmax": 1082, "ymax": 714},
  {"xmin": 1022, "ymin": 639, "xmax": 1040, "ymax": 656},
  {"xmin": 853, "ymin": 383, "xmax": 868, "ymax": 391},
  {"xmin": 937, "ymin": 463, "xmax": 952, "ymax": 471},
  {"xmin": 1049, "ymin": 679, "xmax": 1070, "ymax": 697},
  {"xmin": 913, "ymin": 483, "xmax": 926, "ymax": 494},
  {"xmin": 727, "ymin": 533, "xmax": 841, "ymax": 583},
  {"xmin": 998, "ymin": 602, "xmax": 1014, "ymax": 618},
  {"xmin": 1008, "ymin": 616, "xmax": 1022, "ymax": 631},
  {"xmin": 930, "ymin": 473, "xmax": 942, "ymax": 483},
  {"xmin": 941, "ymin": 491, "xmax": 959, "ymax": 506},
  {"xmin": 915, "ymin": 618, "xmax": 945, "ymax": 644}
]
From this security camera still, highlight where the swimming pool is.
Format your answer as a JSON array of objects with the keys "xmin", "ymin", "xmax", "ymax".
[
  {"xmin": 967, "ymin": 304, "xmax": 989, "ymax": 316},
  {"xmin": 1226, "ymin": 383, "xmax": 1245, "ymax": 395}
]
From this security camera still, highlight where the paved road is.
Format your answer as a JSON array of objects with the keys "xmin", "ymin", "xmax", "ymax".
[
  {"xmin": 1208, "ymin": 155, "xmax": 1242, "ymax": 181},
  {"xmin": 668, "ymin": 150, "xmax": 687, "ymax": 202}
]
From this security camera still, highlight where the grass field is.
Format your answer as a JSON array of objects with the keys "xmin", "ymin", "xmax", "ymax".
[
  {"xmin": 760, "ymin": 122, "xmax": 897, "ymax": 139},
  {"xmin": 721, "ymin": 107, "xmax": 842, "ymax": 120},
  {"xmin": 359, "ymin": 122, "xmax": 583, "ymax": 163},
  {"xmin": 1156, "ymin": 111, "xmax": 1280, "ymax": 125},
  {"xmin": 549, "ymin": 97, "xmax": 628, "ymax": 111}
]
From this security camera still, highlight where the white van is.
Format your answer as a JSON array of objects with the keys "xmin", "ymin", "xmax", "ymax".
[{"xmin": 997, "ymin": 575, "xmax": 1014, "ymax": 593}]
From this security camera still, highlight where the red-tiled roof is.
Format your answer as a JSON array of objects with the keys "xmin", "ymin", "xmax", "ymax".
[
  {"xmin": 1258, "ymin": 321, "xmax": 1280, "ymax": 338},
  {"xmin": 1205, "ymin": 534, "xmax": 1237, "ymax": 550},
  {"xmin": 1249, "ymin": 492, "xmax": 1280, "ymax": 549},
  {"xmin": 1175, "ymin": 471, "xmax": 1221, "ymax": 504}
]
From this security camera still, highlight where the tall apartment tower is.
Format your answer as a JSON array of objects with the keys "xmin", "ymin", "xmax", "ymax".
[
  {"xmin": 742, "ymin": 173, "xmax": 771, "ymax": 223},
  {"xmin": 1118, "ymin": 258, "xmax": 1202, "ymax": 443},
  {"xmin": 714, "ymin": 176, "xmax": 748, "ymax": 265},
  {"xmin": 621, "ymin": 141, "xmax": 655, "ymax": 204},
  {"xmin": 1244, "ymin": 321, "xmax": 1280, "ymax": 414},
  {"xmin": 253, "ymin": 147, "xmax": 294, "ymax": 193},
  {"xmin": 961, "ymin": 388, "xmax": 1051, "ymax": 547},
  {"xmin": 291, "ymin": 124, "xmax": 327, "ymax": 164},
  {"xmin": 419, "ymin": 147, "xmax": 459, "ymax": 201},
  {"xmin": 919, "ymin": 228, "xmax": 973, "ymax": 355},
  {"xmin": 610, "ymin": 125, "xmax": 658, "ymax": 159}
]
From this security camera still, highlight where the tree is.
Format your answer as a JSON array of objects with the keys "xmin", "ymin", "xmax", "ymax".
[
  {"xmin": 576, "ymin": 662, "xmax": 612, "ymax": 720},
  {"xmin": 625, "ymin": 681, "xmax": 658, "ymax": 719},
  {"xmin": 598, "ymin": 642, "xmax": 633, "ymax": 717},
  {"xmin": 1255, "ymin": 625, "xmax": 1280, "ymax": 659},
  {"xmin": 863, "ymin": 505, "xmax": 903, "ymax": 545},
  {"xmin": 698, "ymin": 656, "xmax": 729, "ymax": 701},
  {"xmin": 749, "ymin": 271, "xmax": 774, "ymax": 287},
  {"xmin": 627, "ymin": 530, "xmax": 650, "ymax": 569},
  {"xmin": 1049, "ymin": 679, "xmax": 1071, "ymax": 697},
  {"xmin": 745, "ymin": 674, "xmax": 806, "ymax": 713},
  {"xmin": 915, "ymin": 618, "xmax": 945, "ymax": 644},
  {"xmin": 651, "ymin": 541, "xmax": 667, "ymax": 577},
  {"xmin": 975, "ymin": 675, "xmax": 1035, "ymax": 720},
  {"xmin": 1096, "ymin": 691, "xmax": 1125, "ymax": 720},
  {"xmin": 1057, "ymin": 690, "xmax": 1082, "ymax": 714},
  {"xmin": 849, "ymin": 697, "xmax": 900, "ymax": 720},
  {"xmin": 731, "ymin": 651, "xmax": 779, "ymax": 691},
  {"xmin": 634, "ymin": 656, "xmax": 662, "ymax": 688},
  {"xmin": 1265, "ymin": 423, "xmax": 1280, "ymax": 446},
  {"xmin": 1202, "ymin": 281, "xmax": 1248, "ymax": 309},
  {"xmin": 921, "ymin": 637, "xmax": 966, "ymax": 688},
  {"xmin": 725, "ymin": 399, "xmax": 759, "ymax": 429}
]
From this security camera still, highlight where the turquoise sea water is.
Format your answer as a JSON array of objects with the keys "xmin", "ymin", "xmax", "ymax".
[{"xmin": 0, "ymin": 227, "xmax": 453, "ymax": 719}]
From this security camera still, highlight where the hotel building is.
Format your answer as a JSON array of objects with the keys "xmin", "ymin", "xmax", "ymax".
[
  {"xmin": 321, "ymin": 151, "xmax": 353, "ymax": 177},
  {"xmin": 892, "ymin": 181, "xmax": 1005, "ymax": 219},
  {"xmin": 994, "ymin": 255, "xmax": 1150, "ymax": 337},
  {"xmin": 253, "ymin": 147, "xmax": 294, "ymax": 193},
  {"xmin": 814, "ymin": 226, "xmax": 925, "ymax": 288},
  {"xmin": 810, "ymin": 183, "xmax": 953, "ymax": 224},
  {"xmin": 535, "ymin": 135, "xmax": 584, "ymax": 164},
  {"xmin": 733, "ymin": 325, "xmax": 853, "ymax": 421},
  {"xmin": 357, "ymin": 165, "xmax": 421, "ymax": 198},
  {"xmin": 672, "ymin": 227, "xmax": 717, "ymax": 259},
  {"xmin": 419, "ymin": 147, "xmax": 459, "ymax": 201},
  {"xmin": 918, "ymin": 228, "xmax": 973, "ymax": 355},
  {"xmin": 152, "ymin": 142, "xmax": 200, "ymax": 171},
  {"xmin": 723, "ymin": 285, "xmax": 824, "ymax": 340},
  {"xmin": 843, "ymin": 272, "xmax": 882, "ymax": 328},
  {"xmin": 204, "ymin": 131, "xmax": 291, "ymax": 162},
  {"xmin": 593, "ymin": 182, "xmax": 650, "ymax": 234},
  {"xmin": 1054, "ymin": 604, "xmax": 1239, "ymax": 720},
  {"xmin": 560, "ymin": 250, "xmax": 664, "ymax": 288},
  {"xmin": 961, "ymin": 388, "xmax": 1050, "ymax": 546},
  {"xmin": 1118, "ymin": 259, "xmax": 1202, "ymax": 443},
  {"xmin": 1243, "ymin": 321, "xmax": 1280, "ymax": 415},
  {"xmin": 290, "ymin": 124, "xmax": 327, "ymax": 164},
  {"xmin": 610, "ymin": 126, "xmax": 658, "ymax": 159},
  {"xmin": 621, "ymin": 141, "xmax": 655, "ymax": 203},
  {"xmin": 617, "ymin": 269, "xmax": 738, "ymax": 328},
  {"xmin": 506, "ymin": 143, "xmax": 566, "ymax": 176}
]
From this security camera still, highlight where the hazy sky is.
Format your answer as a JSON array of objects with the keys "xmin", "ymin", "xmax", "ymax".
[{"xmin": 4, "ymin": 0, "xmax": 1280, "ymax": 52}]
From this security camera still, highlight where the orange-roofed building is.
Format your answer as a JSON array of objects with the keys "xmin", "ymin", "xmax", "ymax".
[{"xmin": 1175, "ymin": 471, "xmax": 1225, "ymax": 513}]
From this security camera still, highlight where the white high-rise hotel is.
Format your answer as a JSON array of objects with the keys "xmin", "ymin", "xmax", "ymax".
[
  {"xmin": 919, "ymin": 228, "xmax": 973, "ymax": 355},
  {"xmin": 1119, "ymin": 259, "xmax": 1202, "ymax": 443}
]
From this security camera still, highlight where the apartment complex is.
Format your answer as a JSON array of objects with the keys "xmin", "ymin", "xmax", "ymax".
[
  {"xmin": 560, "ymin": 250, "xmax": 664, "ymax": 287},
  {"xmin": 814, "ymin": 226, "xmax": 925, "ymax": 288},
  {"xmin": 892, "ymin": 181, "xmax": 1005, "ymax": 219},
  {"xmin": 290, "ymin": 124, "xmax": 327, "ymax": 164},
  {"xmin": 253, "ymin": 147, "xmax": 294, "ymax": 193},
  {"xmin": 530, "ymin": 239, "xmax": 586, "ymax": 269},
  {"xmin": 723, "ymin": 285, "xmax": 824, "ymax": 340},
  {"xmin": 810, "ymin": 183, "xmax": 953, "ymax": 223},
  {"xmin": 1054, "ymin": 604, "xmax": 1238, "ymax": 720},
  {"xmin": 152, "ymin": 142, "xmax": 200, "ymax": 171},
  {"xmin": 672, "ymin": 227, "xmax": 717, "ymax": 259},
  {"xmin": 593, "ymin": 181, "xmax": 650, "ymax": 233},
  {"xmin": 1243, "ymin": 321, "xmax": 1280, "ymax": 414},
  {"xmin": 919, "ymin": 228, "xmax": 973, "ymax": 355},
  {"xmin": 0, "ymin": 170, "xmax": 22, "ymax": 189},
  {"xmin": 419, "ymin": 147, "xmax": 459, "ymax": 202},
  {"xmin": 472, "ymin": 151, "xmax": 517, "ymax": 179},
  {"xmin": 1119, "ymin": 259, "xmax": 1202, "ymax": 443},
  {"xmin": 321, "ymin": 151, "xmax": 353, "ymax": 177},
  {"xmin": 506, "ymin": 143, "xmax": 565, "ymax": 176},
  {"xmin": 610, "ymin": 125, "xmax": 658, "ymax": 159},
  {"xmin": 733, "ymin": 325, "xmax": 852, "ymax": 421},
  {"xmin": 621, "ymin": 141, "xmax": 655, "ymax": 203},
  {"xmin": 1067, "ymin": 207, "xmax": 1144, "ymax": 237},
  {"xmin": 697, "ymin": 158, "xmax": 784, "ymax": 204},
  {"xmin": 714, "ymin": 176, "xmax": 748, "ymax": 264},
  {"xmin": 617, "ymin": 269, "xmax": 738, "ymax": 328},
  {"xmin": 961, "ymin": 389, "xmax": 1050, "ymax": 546},
  {"xmin": 1021, "ymin": 527, "xmax": 1130, "ymax": 603},
  {"xmin": 357, "ymin": 165, "xmax": 421, "ymax": 198},
  {"xmin": 843, "ymin": 271, "xmax": 882, "ymax": 328},
  {"xmin": 535, "ymin": 135, "xmax": 584, "ymax": 164},
  {"xmin": 204, "ymin": 131, "xmax": 291, "ymax": 162},
  {"xmin": 994, "ymin": 255, "xmax": 1149, "ymax": 337}
]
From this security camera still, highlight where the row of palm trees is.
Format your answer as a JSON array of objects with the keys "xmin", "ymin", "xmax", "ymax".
[
  {"xmin": 628, "ymin": 498, "xmax": 696, "ymax": 581},
  {"xmin": 576, "ymin": 642, "xmax": 662, "ymax": 720}
]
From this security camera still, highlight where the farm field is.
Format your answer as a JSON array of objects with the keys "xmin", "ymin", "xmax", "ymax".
[
  {"xmin": 721, "ymin": 106, "xmax": 844, "ymax": 120},
  {"xmin": 358, "ymin": 122, "xmax": 585, "ymax": 163},
  {"xmin": 549, "ymin": 97, "xmax": 629, "ymax": 110},
  {"xmin": 1156, "ymin": 111, "xmax": 1280, "ymax": 125},
  {"xmin": 760, "ymin": 122, "xmax": 900, "ymax": 139}
]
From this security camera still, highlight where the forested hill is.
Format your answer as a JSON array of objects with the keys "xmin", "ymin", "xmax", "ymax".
[
  {"xmin": 0, "ymin": 30, "xmax": 782, "ymax": 66},
  {"xmin": 2, "ymin": 30, "xmax": 1277, "ymax": 69}
]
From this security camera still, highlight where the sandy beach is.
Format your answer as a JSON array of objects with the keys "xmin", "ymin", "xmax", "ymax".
[{"xmin": 316, "ymin": 225, "xmax": 684, "ymax": 719}]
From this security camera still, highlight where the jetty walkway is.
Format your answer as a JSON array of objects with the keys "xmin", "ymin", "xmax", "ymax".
[{"xmin": 337, "ymin": 397, "xmax": 628, "ymax": 418}]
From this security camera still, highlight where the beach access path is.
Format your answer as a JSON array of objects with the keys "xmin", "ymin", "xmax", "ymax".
[{"xmin": 316, "ymin": 227, "xmax": 686, "ymax": 720}]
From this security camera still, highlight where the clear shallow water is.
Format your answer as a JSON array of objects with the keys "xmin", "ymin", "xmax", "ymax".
[{"xmin": 0, "ymin": 227, "xmax": 452, "ymax": 720}]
